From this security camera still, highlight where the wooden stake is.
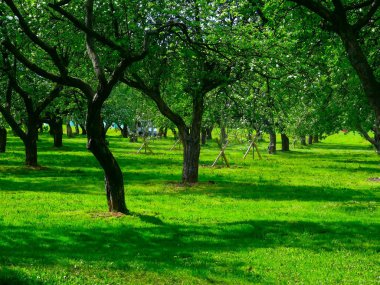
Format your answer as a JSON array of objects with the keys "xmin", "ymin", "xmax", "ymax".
[
  {"xmin": 170, "ymin": 139, "xmax": 181, "ymax": 150},
  {"xmin": 137, "ymin": 137, "xmax": 153, "ymax": 154},
  {"xmin": 212, "ymin": 140, "xmax": 230, "ymax": 167}
]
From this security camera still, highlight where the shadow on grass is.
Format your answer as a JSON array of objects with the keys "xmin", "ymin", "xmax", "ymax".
[
  {"xmin": 0, "ymin": 268, "xmax": 43, "ymax": 285},
  {"xmin": 0, "ymin": 219, "xmax": 378, "ymax": 283}
]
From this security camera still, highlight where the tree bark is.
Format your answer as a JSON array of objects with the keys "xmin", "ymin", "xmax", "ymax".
[
  {"xmin": 308, "ymin": 135, "xmax": 313, "ymax": 145},
  {"xmin": 281, "ymin": 133, "xmax": 290, "ymax": 151},
  {"xmin": 268, "ymin": 131, "xmax": 276, "ymax": 154},
  {"xmin": 181, "ymin": 131, "xmax": 201, "ymax": 183},
  {"xmin": 313, "ymin": 135, "xmax": 319, "ymax": 143},
  {"xmin": 23, "ymin": 126, "xmax": 39, "ymax": 167},
  {"xmin": 86, "ymin": 106, "xmax": 128, "ymax": 213},
  {"xmin": 339, "ymin": 29, "xmax": 380, "ymax": 122},
  {"xmin": 0, "ymin": 127, "xmax": 7, "ymax": 153}
]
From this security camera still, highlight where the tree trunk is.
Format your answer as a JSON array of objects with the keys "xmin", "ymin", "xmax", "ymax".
[
  {"xmin": 66, "ymin": 121, "xmax": 73, "ymax": 138},
  {"xmin": 0, "ymin": 127, "xmax": 7, "ymax": 153},
  {"xmin": 308, "ymin": 135, "xmax": 313, "ymax": 145},
  {"xmin": 54, "ymin": 123, "xmax": 63, "ymax": 147},
  {"xmin": 104, "ymin": 122, "xmax": 111, "ymax": 135},
  {"xmin": 313, "ymin": 135, "xmax": 319, "ymax": 143},
  {"xmin": 171, "ymin": 128, "xmax": 178, "ymax": 140},
  {"xmin": 206, "ymin": 127, "xmax": 213, "ymax": 140},
  {"xmin": 268, "ymin": 131, "xmax": 276, "ymax": 154},
  {"xmin": 339, "ymin": 29, "xmax": 380, "ymax": 122},
  {"xmin": 281, "ymin": 133, "xmax": 289, "ymax": 151},
  {"xmin": 181, "ymin": 132, "xmax": 201, "ymax": 183},
  {"xmin": 50, "ymin": 117, "xmax": 63, "ymax": 148},
  {"xmin": 23, "ymin": 129, "xmax": 38, "ymax": 167},
  {"xmin": 220, "ymin": 126, "xmax": 227, "ymax": 144},
  {"xmin": 121, "ymin": 125, "xmax": 129, "ymax": 138},
  {"xmin": 201, "ymin": 128, "xmax": 207, "ymax": 145},
  {"xmin": 75, "ymin": 123, "xmax": 80, "ymax": 135},
  {"xmin": 86, "ymin": 107, "xmax": 128, "ymax": 214},
  {"xmin": 300, "ymin": 136, "xmax": 307, "ymax": 146},
  {"xmin": 80, "ymin": 123, "xmax": 87, "ymax": 135}
]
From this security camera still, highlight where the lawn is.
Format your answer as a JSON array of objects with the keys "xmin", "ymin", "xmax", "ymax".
[{"xmin": 0, "ymin": 131, "xmax": 379, "ymax": 284}]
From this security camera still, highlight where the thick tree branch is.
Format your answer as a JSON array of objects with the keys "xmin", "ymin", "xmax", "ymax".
[
  {"xmin": 36, "ymin": 85, "xmax": 63, "ymax": 115},
  {"xmin": 0, "ymin": 103, "xmax": 26, "ymax": 141},
  {"xmin": 121, "ymin": 75, "xmax": 187, "ymax": 130},
  {"xmin": 2, "ymin": 41, "xmax": 94, "ymax": 98},
  {"xmin": 85, "ymin": 0, "xmax": 107, "ymax": 88},
  {"xmin": 357, "ymin": 124, "xmax": 376, "ymax": 145},
  {"xmin": 287, "ymin": 0, "xmax": 334, "ymax": 23},
  {"xmin": 344, "ymin": 0, "xmax": 373, "ymax": 11},
  {"xmin": 48, "ymin": 2, "xmax": 127, "ymax": 55},
  {"xmin": 3, "ymin": 0, "xmax": 68, "ymax": 76},
  {"xmin": 353, "ymin": 0, "xmax": 379, "ymax": 31}
]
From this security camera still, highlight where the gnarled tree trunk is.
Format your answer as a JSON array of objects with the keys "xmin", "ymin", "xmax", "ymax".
[{"xmin": 87, "ymin": 107, "xmax": 128, "ymax": 213}]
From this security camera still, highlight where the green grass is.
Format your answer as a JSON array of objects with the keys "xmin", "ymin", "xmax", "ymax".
[{"xmin": 0, "ymin": 131, "xmax": 379, "ymax": 284}]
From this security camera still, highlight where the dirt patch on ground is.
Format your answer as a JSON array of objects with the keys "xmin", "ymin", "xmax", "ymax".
[
  {"xmin": 90, "ymin": 212, "xmax": 127, "ymax": 219},
  {"xmin": 368, "ymin": 177, "xmax": 380, "ymax": 182}
]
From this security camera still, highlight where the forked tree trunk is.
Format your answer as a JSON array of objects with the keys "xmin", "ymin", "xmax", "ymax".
[
  {"xmin": 86, "ymin": 107, "xmax": 128, "ymax": 214},
  {"xmin": 281, "ymin": 133, "xmax": 290, "ymax": 151},
  {"xmin": 308, "ymin": 135, "xmax": 313, "ymax": 145},
  {"xmin": 268, "ymin": 131, "xmax": 276, "ymax": 154},
  {"xmin": 0, "ymin": 127, "xmax": 7, "ymax": 153}
]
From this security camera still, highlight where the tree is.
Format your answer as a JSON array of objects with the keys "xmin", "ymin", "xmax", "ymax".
[
  {"xmin": 0, "ymin": 50, "xmax": 62, "ymax": 166},
  {"xmin": 282, "ymin": 0, "xmax": 379, "ymax": 122},
  {"xmin": 1, "ymin": 0, "xmax": 158, "ymax": 213}
]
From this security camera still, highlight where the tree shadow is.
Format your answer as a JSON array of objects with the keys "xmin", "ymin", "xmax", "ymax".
[{"xmin": 0, "ymin": 218, "xmax": 378, "ymax": 283}]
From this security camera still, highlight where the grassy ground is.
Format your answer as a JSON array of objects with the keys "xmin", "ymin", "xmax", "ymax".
[{"xmin": 0, "ymin": 131, "xmax": 379, "ymax": 284}]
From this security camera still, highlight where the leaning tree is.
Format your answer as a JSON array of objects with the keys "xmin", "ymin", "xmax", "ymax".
[{"xmin": 1, "ymin": 0, "xmax": 166, "ymax": 213}]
